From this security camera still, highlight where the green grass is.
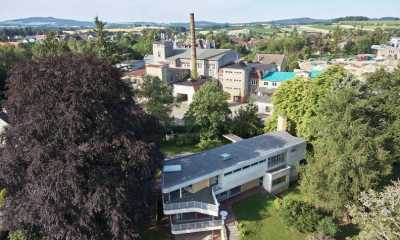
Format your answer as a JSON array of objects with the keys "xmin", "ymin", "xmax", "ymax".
[
  {"xmin": 232, "ymin": 192, "xmax": 307, "ymax": 240},
  {"xmin": 232, "ymin": 187, "xmax": 360, "ymax": 240},
  {"xmin": 160, "ymin": 141, "xmax": 202, "ymax": 156}
]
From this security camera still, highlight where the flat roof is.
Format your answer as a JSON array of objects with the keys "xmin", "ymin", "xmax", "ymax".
[
  {"xmin": 263, "ymin": 72, "xmax": 296, "ymax": 82},
  {"xmin": 262, "ymin": 71, "xmax": 322, "ymax": 82},
  {"xmin": 162, "ymin": 131, "xmax": 305, "ymax": 191}
]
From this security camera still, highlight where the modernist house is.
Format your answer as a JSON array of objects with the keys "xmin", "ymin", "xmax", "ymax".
[{"xmin": 162, "ymin": 131, "xmax": 306, "ymax": 236}]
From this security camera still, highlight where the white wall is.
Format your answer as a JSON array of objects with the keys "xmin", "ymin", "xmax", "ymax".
[{"xmin": 173, "ymin": 85, "xmax": 195, "ymax": 103}]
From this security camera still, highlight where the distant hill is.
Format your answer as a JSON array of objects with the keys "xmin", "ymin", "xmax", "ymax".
[
  {"xmin": 0, "ymin": 17, "xmax": 224, "ymax": 29},
  {"xmin": 267, "ymin": 18, "xmax": 328, "ymax": 25},
  {"xmin": 0, "ymin": 17, "xmax": 94, "ymax": 28},
  {"xmin": 0, "ymin": 16, "xmax": 399, "ymax": 29},
  {"xmin": 333, "ymin": 16, "xmax": 400, "ymax": 22}
]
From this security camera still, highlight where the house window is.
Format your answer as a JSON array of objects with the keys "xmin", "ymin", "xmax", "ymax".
[
  {"xmin": 272, "ymin": 82, "xmax": 277, "ymax": 87},
  {"xmin": 272, "ymin": 176, "xmax": 287, "ymax": 186},
  {"xmin": 210, "ymin": 176, "xmax": 219, "ymax": 187},
  {"xmin": 243, "ymin": 165, "xmax": 250, "ymax": 170},
  {"xmin": 224, "ymin": 171, "xmax": 233, "ymax": 176},
  {"xmin": 264, "ymin": 82, "xmax": 269, "ymax": 86},
  {"xmin": 268, "ymin": 154, "xmax": 285, "ymax": 168}
]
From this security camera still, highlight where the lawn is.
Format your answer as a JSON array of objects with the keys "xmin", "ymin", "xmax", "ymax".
[
  {"xmin": 232, "ymin": 187, "xmax": 360, "ymax": 240},
  {"xmin": 232, "ymin": 192, "xmax": 307, "ymax": 240},
  {"xmin": 160, "ymin": 141, "xmax": 201, "ymax": 156}
]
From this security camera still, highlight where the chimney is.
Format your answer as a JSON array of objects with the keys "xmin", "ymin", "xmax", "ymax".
[
  {"xmin": 190, "ymin": 13, "xmax": 198, "ymax": 80},
  {"xmin": 277, "ymin": 115, "xmax": 288, "ymax": 132}
]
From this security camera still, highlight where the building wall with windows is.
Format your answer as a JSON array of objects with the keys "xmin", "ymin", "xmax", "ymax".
[{"xmin": 219, "ymin": 64, "xmax": 250, "ymax": 103}]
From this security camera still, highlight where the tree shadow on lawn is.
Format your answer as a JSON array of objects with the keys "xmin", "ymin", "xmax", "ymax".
[
  {"xmin": 232, "ymin": 192, "xmax": 274, "ymax": 221},
  {"xmin": 336, "ymin": 223, "xmax": 360, "ymax": 240}
]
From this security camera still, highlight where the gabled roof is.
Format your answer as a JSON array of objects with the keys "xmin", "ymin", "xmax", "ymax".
[
  {"xmin": 162, "ymin": 132, "xmax": 305, "ymax": 191},
  {"xmin": 167, "ymin": 48, "xmax": 234, "ymax": 61},
  {"xmin": 256, "ymin": 54, "xmax": 286, "ymax": 67}
]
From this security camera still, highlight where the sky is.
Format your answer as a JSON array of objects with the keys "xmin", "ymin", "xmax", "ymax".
[{"xmin": 1, "ymin": 0, "xmax": 400, "ymax": 23}]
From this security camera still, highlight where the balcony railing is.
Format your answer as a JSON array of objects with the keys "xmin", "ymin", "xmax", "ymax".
[
  {"xmin": 163, "ymin": 187, "xmax": 219, "ymax": 216},
  {"xmin": 164, "ymin": 200, "xmax": 218, "ymax": 214},
  {"xmin": 171, "ymin": 219, "xmax": 224, "ymax": 234}
]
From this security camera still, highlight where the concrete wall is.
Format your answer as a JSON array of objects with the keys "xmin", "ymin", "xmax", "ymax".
[
  {"xmin": 214, "ymin": 143, "xmax": 305, "ymax": 196},
  {"xmin": 153, "ymin": 42, "xmax": 174, "ymax": 62},
  {"xmin": 259, "ymin": 80, "xmax": 282, "ymax": 90},
  {"xmin": 191, "ymin": 179, "xmax": 210, "ymax": 193},
  {"xmin": 255, "ymin": 101, "xmax": 274, "ymax": 115},
  {"xmin": 264, "ymin": 167, "xmax": 291, "ymax": 194},
  {"xmin": 173, "ymin": 84, "xmax": 196, "ymax": 103},
  {"xmin": 240, "ymin": 179, "xmax": 259, "ymax": 192}
]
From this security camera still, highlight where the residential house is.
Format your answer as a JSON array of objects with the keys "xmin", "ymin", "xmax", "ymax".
[
  {"xmin": 255, "ymin": 53, "xmax": 287, "ymax": 72},
  {"xmin": 162, "ymin": 131, "xmax": 306, "ymax": 236}
]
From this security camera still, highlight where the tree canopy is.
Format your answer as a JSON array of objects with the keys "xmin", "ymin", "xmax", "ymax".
[
  {"xmin": 300, "ymin": 84, "xmax": 392, "ymax": 214},
  {"xmin": 231, "ymin": 103, "xmax": 263, "ymax": 138},
  {"xmin": 0, "ymin": 45, "xmax": 28, "ymax": 105},
  {"xmin": 266, "ymin": 66, "xmax": 349, "ymax": 140},
  {"xmin": 0, "ymin": 55, "xmax": 163, "ymax": 240},
  {"xmin": 348, "ymin": 181, "xmax": 400, "ymax": 240},
  {"xmin": 137, "ymin": 75, "xmax": 174, "ymax": 127},
  {"xmin": 185, "ymin": 81, "xmax": 230, "ymax": 145}
]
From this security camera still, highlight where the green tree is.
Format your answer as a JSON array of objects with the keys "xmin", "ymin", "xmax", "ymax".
[
  {"xmin": 94, "ymin": 16, "xmax": 108, "ymax": 58},
  {"xmin": 347, "ymin": 181, "xmax": 400, "ymax": 240},
  {"xmin": 185, "ymin": 81, "xmax": 230, "ymax": 144},
  {"xmin": 132, "ymin": 30, "xmax": 157, "ymax": 57},
  {"xmin": 137, "ymin": 75, "xmax": 174, "ymax": 127},
  {"xmin": 359, "ymin": 68, "xmax": 400, "ymax": 166},
  {"xmin": 300, "ymin": 86, "xmax": 392, "ymax": 215},
  {"xmin": 0, "ymin": 55, "xmax": 163, "ymax": 240},
  {"xmin": 265, "ymin": 66, "xmax": 349, "ymax": 140},
  {"xmin": 32, "ymin": 32, "xmax": 70, "ymax": 58},
  {"xmin": 231, "ymin": 103, "xmax": 263, "ymax": 138}
]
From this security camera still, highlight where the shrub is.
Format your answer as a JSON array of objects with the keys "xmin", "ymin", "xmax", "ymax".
[
  {"xmin": 316, "ymin": 217, "xmax": 338, "ymax": 237},
  {"xmin": 8, "ymin": 231, "xmax": 26, "ymax": 240},
  {"xmin": 237, "ymin": 223, "xmax": 251, "ymax": 238},
  {"xmin": 280, "ymin": 199, "xmax": 322, "ymax": 233},
  {"xmin": 0, "ymin": 189, "xmax": 5, "ymax": 208},
  {"xmin": 273, "ymin": 198, "xmax": 282, "ymax": 210},
  {"xmin": 197, "ymin": 138, "xmax": 222, "ymax": 151}
]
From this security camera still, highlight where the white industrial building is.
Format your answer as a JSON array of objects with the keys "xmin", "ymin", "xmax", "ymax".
[{"xmin": 162, "ymin": 131, "xmax": 306, "ymax": 237}]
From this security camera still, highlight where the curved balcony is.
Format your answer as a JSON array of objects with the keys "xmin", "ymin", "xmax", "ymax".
[
  {"xmin": 171, "ymin": 219, "xmax": 224, "ymax": 235},
  {"xmin": 163, "ymin": 187, "xmax": 219, "ymax": 216}
]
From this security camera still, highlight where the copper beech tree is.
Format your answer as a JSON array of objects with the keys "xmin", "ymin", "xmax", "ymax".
[{"xmin": 0, "ymin": 55, "xmax": 163, "ymax": 240}]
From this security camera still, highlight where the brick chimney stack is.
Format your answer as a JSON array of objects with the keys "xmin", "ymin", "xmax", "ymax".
[{"xmin": 190, "ymin": 13, "xmax": 198, "ymax": 80}]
